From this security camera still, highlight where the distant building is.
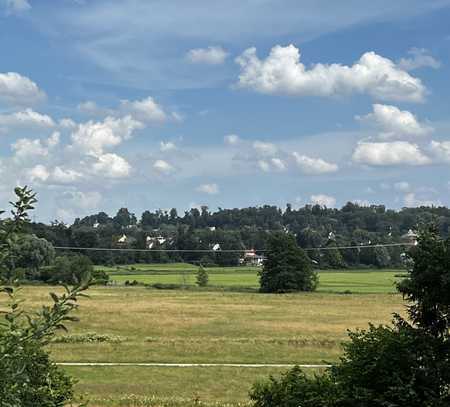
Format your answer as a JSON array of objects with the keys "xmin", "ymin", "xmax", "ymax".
[
  {"xmin": 240, "ymin": 249, "xmax": 266, "ymax": 266},
  {"xmin": 212, "ymin": 243, "xmax": 221, "ymax": 251},
  {"xmin": 209, "ymin": 227, "xmax": 216, "ymax": 231},
  {"xmin": 146, "ymin": 235, "xmax": 166, "ymax": 249},
  {"xmin": 117, "ymin": 234, "xmax": 128, "ymax": 244},
  {"xmin": 402, "ymin": 229, "xmax": 418, "ymax": 246}
]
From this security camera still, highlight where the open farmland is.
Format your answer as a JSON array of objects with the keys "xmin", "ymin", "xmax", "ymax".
[
  {"xmin": 100, "ymin": 263, "xmax": 403, "ymax": 294},
  {"xmin": 0, "ymin": 275, "xmax": 406, "ymax": 406}
]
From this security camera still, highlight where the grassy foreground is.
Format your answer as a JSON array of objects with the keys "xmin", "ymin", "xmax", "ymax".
[{"xmin": 0, "ymin": 281, "xmax": 406, "ymax": 406}]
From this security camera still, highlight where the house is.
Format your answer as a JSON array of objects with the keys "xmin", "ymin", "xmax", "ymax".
[
  {"xmin": 402, "ymin": 229, "xmax": 418, "ymax": 245},
  {"xmin": 240, "ymin": 249, "xmax": 266, "ymax": 266},
  {"xmin": 117, "ymin": 234, "xmax": 128, "ymax": 244},
  {"xmin": 209, "ymin": 226, "xmax": 216, "ymax": 231},
  {"xmin": 212, "ymin": 243, "xmax": 221, "ymax": 251},
  {"xmin": 146, "ymin": 235, "xmax": 167, "ymax": 249}
]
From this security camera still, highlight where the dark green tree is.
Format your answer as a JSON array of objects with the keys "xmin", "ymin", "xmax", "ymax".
[
  {"xmin": 259, "ymin": 233, "xmax": 317, "ymax": 293},
  {"xmin": 196, "ymin": 265, "xmax": 209, "ymax": 287}
]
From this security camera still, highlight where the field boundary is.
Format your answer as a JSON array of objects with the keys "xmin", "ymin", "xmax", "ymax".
[{"xmin": 57, "ymin": 362, "xmax": 332, "ymax": 368}]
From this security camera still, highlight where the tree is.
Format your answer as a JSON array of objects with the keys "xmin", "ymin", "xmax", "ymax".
[
  {"xmin": 259, "ymin": 233, "xmax": 317, "ymax": 293},
  {"xmin": 9, "ymin": 234, "xmax": 55, "ymax": 280},
  {"xmin": 251, "ymin": 228, "xmax": 450, "ymax": 406},
  {"xmin": 0, "ymin": 186, "xmax": 89, "ymax": 406},
  {"xmin": 196, "ymin": 265, "xmax": 209, "ymax": 287},
  {"xmin": 51, "ymin": 254, "xmax": 108, "ymax": 285},
  {"xmin": 398, "ymin": 226, "xmax": 450, "ymax": 338}
]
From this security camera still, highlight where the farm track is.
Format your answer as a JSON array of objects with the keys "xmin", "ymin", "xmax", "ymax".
[{"xmin": 57, "ymin": 362, "xmax": 331, "ymax": 368}]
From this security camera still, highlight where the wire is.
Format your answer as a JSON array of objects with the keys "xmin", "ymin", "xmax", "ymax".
[{"xmin": 53, "ymin": 242, "xmax": 416, "ymax": 253}]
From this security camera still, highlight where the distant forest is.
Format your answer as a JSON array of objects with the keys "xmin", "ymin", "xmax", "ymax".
[{"xmin": 27, "ymin": 203, "xmax": 450, "ymax": 268}]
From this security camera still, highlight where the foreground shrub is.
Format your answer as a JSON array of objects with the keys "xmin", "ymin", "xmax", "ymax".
[
  {"xmin": 0, "ymin": 187, "xmax": 89, "ymax": 406},
  {"xmin": 251, "ymin": 228, "xmax": 450, "ymax": 406}
]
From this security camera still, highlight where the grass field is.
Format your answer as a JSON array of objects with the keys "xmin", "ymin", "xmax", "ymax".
[
  {"xmin": 0, "ymin": 273, "xmax": 407, "ymax": 406},
  {"xmin": 100, "ymin": 263, "xmax": 402, "ymax": 294}
]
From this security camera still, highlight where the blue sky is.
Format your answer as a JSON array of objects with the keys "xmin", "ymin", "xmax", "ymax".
[{"xmin": 1, "ymin": 0, "xmax": 450, "ymax": 222}]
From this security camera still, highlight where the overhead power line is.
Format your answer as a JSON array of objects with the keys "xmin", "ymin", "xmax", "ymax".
[{"xmin": 53, "ymin": 242, "xmax": 415, "ymax": 253}]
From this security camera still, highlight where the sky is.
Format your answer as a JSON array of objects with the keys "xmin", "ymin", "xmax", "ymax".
[{"xmin": 1, "ymin": 0, "xmax": 450, "ymax": 223}]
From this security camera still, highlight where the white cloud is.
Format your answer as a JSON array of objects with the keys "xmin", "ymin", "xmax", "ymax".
[
  {"xmin": 2, "ymin": 0, "xmax": 31, "ymax": 14},
  {"xmin": 270, "ymin": 158, "xmax": 287, "ymax": 171},
  {"xmin": 196, "ymin": 183, "xmax": 219, "ymax": 194},
  {"xmin": 394, "ymin": 181, "xmax": 411, "ymax": 192},
  {"xmin": 404, "ymin": 192, "xmax": 441, "ymax": 207},
  {"xmin": 257, "ymin": 158, "xmax": 286, "ymax": 173},
  {"xmin": 186, "ymin": 46, "xmax": 229, "ymax": 65},
  {"xmin": 0, "ymin": 72, "xmax": 46, "ymax": 106},
  {"xmin": 430, "ymin": 140, "xmax": 450, "ymax": 163},
  {"xmin": 310, "ymin": 194, "xmax": 336, "ymax": 207},
  {"xmin": 292, "ymin": 152, "xmax": 338, "ymax": 174},
  {"xmin": 70, "ymin": 115, "xmax": 143, "ymax": 156},
  {"xmin": 153, "ymin": 159, "xmax": 175, "ymax": 174},
  {"xmin": 160, "ymin": 141, "xmax": 176, "ymax": 152},
  {"xmin": 59, "ymin": 190, "xmax": 102, "ymax": 211},
  {"xmin": 397, "ymin": 48, "xmax": 441, "ymax": 71},
  {"xmin": 59, "ymin": 118, "xmax": 76, "ymax": 129},
  {"xmin": 51, "ymin": 166, "xmax": 84, "ymax": 183},
  {"xmin": 27, "ymin": 164, "xmax": 50, "ymax": 182},
  {"xmin": 352, "ymin": 141, "xmax": 431, "ymax": 166},
  {"xmin": 77, "ymin": 100, "xmax": 112, "ymax": 116},
  {"xmin": 120, "ymin": 96, "xmax": 167, "ymax": 123},
  {"xmin": 236, "ymin": 45, "xmax": 426, "ymax": 102},
  {"xmin": 224, "ymin": 134, "xmax": 241, "ymax": 145},
  {"xmin": 12, "ymin": 132, "xmax": 59, "ymax": 161},
  {"xmin": 92, "ymin": 153, "xmax": 131, "ymax": 178},
  {"xmin": 0, "ymin": 109, "xmax": 55, "ymax": 130},
  {"xmin": 356, "ymin": 104, "xmax": 433, "ymax": 140},
  {"xmin": 253, "ymin": 140, "xmax": 277, "ymax": 156}
]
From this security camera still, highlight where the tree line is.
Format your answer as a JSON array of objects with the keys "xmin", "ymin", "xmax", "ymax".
[{"xmin": 24, "ymin": 202, "xmax": 450, "ymax": 268}]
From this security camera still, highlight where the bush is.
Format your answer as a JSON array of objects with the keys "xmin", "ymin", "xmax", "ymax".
[
  {"xmin": 50, "ymin": 254, "xmax": 109, "ymax": 285},
  {"xmin": 250, "ymin": 366, "xmax": 341, "ymax": 407},
  {"xmin": 196, "ymin": 265, "xmax": 209, "ymax": 287},
  {"xmin": 259, "ymin": 232, "xmax": 317, "ymax": 293},
  {"xmin": 251, "ymin": 228, "xmax": 450, "ymax": 407},
  {"xmin": 0, "ymin": 187, "xmax": 89, "ymax": 406}
]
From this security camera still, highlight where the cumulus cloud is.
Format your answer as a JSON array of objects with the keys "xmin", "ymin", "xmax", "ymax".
[
  {"xmin": 160, "ymin": 141, "xmax": 176, "ymax": 152},
  {"xmin": 430, "ymin": 140, "xmax": 450, "ymax": 163},
  {"xmin": 70, "ymin": 115, "xmax": 143, "ymax": 156},
  {"xmin": 224, "ymin": 134, "xmax": 241, "ymax": 145},
  {"xmin": 0, "ymin": 72, "xmax": 46, "ymax": 106},
  {"xmin": 27, "ymin": 164, "xmax": 50, "ymax": 182},
  {"xmin": 186, "ymin": 46, "xmax": 229, "ymax": 65},
  {"xmin": 397, "ymin": 48, "xmax": 441, "ymax": 71},
  {"xmin": 253, "ymin": 140, "xmax": 277, "ymax": 156},
  {"xmin": 310, "ymin": 194, "xmax": 336, "ymax": 207},
  {"xmin": 196, "ymin": 183, "xmax": 219, "ymax": 194},
  {"xmin": 356, "ymin": 104, "xmax": 433, "ymax": 140},
  {"xmin": 92, "ymin": 153, "xmax": 131, "ymax": 178},
  {"xmin": 352, "ymin": 141, "xmax": 431, "ymax": 166},
  {"xmin": 51, "ymin": 166, "xmax": 84, "ymax": 183},
  {"xmin": 404, "ymin": 192, "xmax": 441, "ymax": 207},
  {"xmin": 394, "ymin": 181, "xmax": 411, "ymax": 192},
  {"xmin": 77, "ymin": 100, "xmax": 113, "ymax": 116},
  {"xmin": 257, "ymin": 158, "xmax": 287, "ymax": 173},
  {"xmin": 292, "ymin": 152, "xmax": 338, "ymax": 174},
  {"xmin": 0, "ymin": 109, "xmax": 55, "ymax": 130},
  {"xmin": 58, "ymin": 190, "xmax": 102, "ymax": 212},
  {"xmin": 12, "ymin": 132, "xmax": 59, "ymax": 161},
  {"xmin": 236, "ymin": 45, "xmax": 426, "ymax": 102},
  {"xmin": 120, "ymin": 96, "xmax": 167, "ymax": 123},
  {"xmin": 153, "ymin": 159, "xmax": 175, "ymax": 174},
  {"xmin": 2, "ymin": 0, "xmax": 31, "ymax": 14}
]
